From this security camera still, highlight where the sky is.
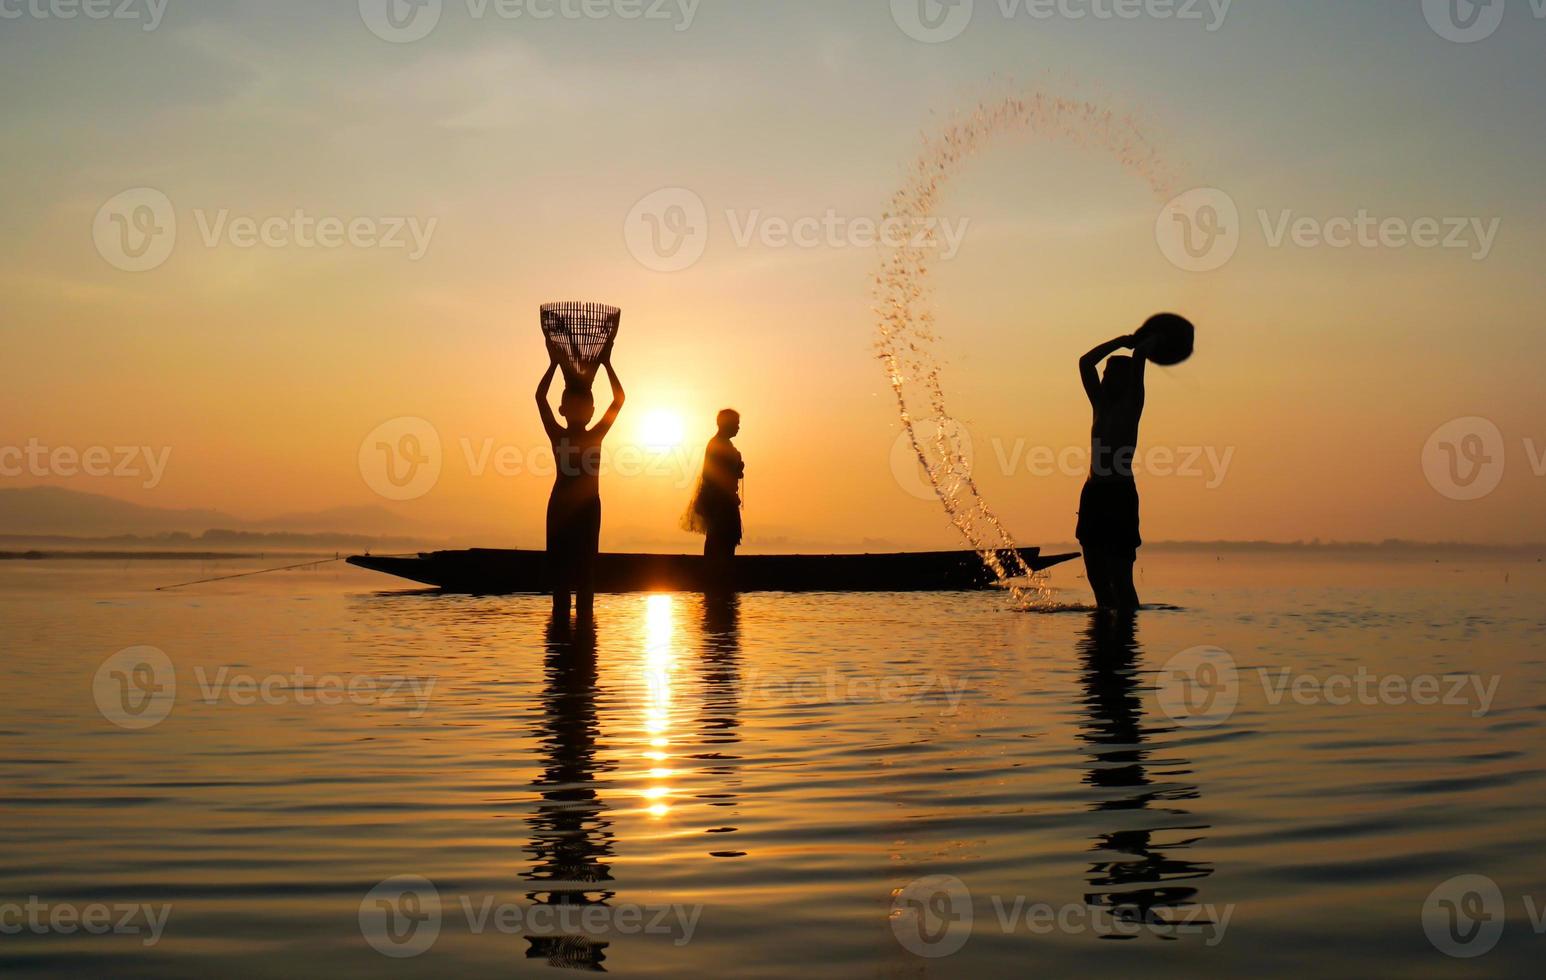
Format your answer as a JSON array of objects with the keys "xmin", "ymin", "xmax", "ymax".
[{"xmin": 2, "ymin": 0, "xmax": 1544, "ymax": 549}]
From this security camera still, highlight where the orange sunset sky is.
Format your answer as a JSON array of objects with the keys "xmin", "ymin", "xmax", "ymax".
[{"xmin": 3, "ymin": 2, "xmax": 1543, "ymax": 549}]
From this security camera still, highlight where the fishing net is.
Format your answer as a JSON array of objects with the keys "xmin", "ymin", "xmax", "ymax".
[
  {"xmin": 873, "ymin": 86, "xmax": 1176, "ymax": 607},
  {"xmin": 541, "ymin": 301, "xmax": 622, "ymax": 386}
]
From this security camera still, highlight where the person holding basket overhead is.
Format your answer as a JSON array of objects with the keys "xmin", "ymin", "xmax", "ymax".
[{"xmin": 536, "ymin": 302, "xmax": 626, "ymax": 623}]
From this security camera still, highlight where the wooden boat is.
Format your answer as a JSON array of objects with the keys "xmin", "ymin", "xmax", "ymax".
[{"xmin": 347, "ymin": 547, "xmax": 1078, "ymax": 594}]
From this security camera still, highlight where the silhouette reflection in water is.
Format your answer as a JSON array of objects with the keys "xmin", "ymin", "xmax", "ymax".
[
  {"xmin": 696, "ymin": 595, "xmax": 745, "ymax": 855},
  {"xmin": 1077, "ymin": 612, "xmax": 1215, "ymax": 936},
  {"xmin": 524, "ymin": 617, "xmax": 617, "ymax": 970},
  {"xmin": 521, "ymin": 598, "xmax": 747, "ymax": 970}
]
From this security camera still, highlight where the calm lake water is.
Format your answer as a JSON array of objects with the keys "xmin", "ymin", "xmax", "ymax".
[{"xmin": 3, "ymin": 553, "xmax": 1544, "ymax": 977}]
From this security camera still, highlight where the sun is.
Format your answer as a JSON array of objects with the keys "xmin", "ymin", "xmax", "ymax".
[{"xmin": 639, "ymin": 410, "xmax": 686, "ymax": 451}]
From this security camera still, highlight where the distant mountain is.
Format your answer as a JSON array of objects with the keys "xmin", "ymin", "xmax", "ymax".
[
  {"xmin": 0, "ymin": 486, "xmax": 241, "ymax": 536},
  {"xmin": 0, "ymin": 487, "xmax": 417, "ymax": 537},
  {"xmin": 244, "ymin": 505, "xmax": 416, "ymax": 535}
]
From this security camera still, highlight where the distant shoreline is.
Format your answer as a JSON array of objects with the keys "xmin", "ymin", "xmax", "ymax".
[
  {"xmin": 3, "ymin": 541, "xmax": 1542, "ymax": 562},
  {"xmin": 0, "ymin": 550, "xmax": 346, "ymax": 561},
  {"xmin": 0, "ymin": 531, "xmax": 440, "ymax": 553},
  {"xmin": 1133, "ymin": 540, "xmax": 1546, "ymax": 557}
]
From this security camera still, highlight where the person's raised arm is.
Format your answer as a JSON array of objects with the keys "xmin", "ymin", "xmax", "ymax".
[
  {"xmin": 1081, "ymin": 335, "xmax": 1134, "ymax": 403},
  {"xmin": 1131, "ymin": 333, "xmax": 1157, "ymax": 388},
  {"xmin": 592, "ymin": 356, "xmax": 626, "ymax": 439},
  {"xmin": 535, "ymin": 350, "xmax": 562, "ymax": 441}
]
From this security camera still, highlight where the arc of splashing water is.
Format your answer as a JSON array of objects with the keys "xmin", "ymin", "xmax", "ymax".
[{"xmin": 874, "ymin": 90, "xmax": 1176, "ymax": 606}]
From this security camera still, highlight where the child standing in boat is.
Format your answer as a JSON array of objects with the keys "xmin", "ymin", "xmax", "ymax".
[
  {"xmin": 683, "ymin": 410, "xmax": 745, "ymax": 579},
  {"xmin": 537, "ymin": 337, "xmax": 624, "ymax": 622}
]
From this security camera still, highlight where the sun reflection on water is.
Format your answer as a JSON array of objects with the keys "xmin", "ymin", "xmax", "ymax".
[{"xmin": 642, "ymin": 593, "xmax": 677, "ymax": 819}]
